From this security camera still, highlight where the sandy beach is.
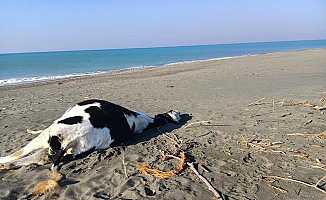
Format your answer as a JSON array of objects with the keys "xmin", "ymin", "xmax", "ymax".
[{"xmin": 0, "ymin": 49, "xmax": 325, "ymax": 200}]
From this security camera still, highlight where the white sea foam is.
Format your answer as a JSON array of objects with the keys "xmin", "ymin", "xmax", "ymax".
[
  {"xmin": 0, "ymin": 66, "xmax": 155, "ymax": 87},
  {"xmin": 164, "ymin": 54, "xmax": 255, "ymax": 67},
  {"xmin": 0, "ymin": 71, "xmax": 106, "ymax": 86},
  {"xmin": 0, "ymin": 55, "xmax": 249, "ymax": 87}
]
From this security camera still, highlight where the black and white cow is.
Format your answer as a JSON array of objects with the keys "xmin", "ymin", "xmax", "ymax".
[{"xmin": 0, "ymin": 99, "xmax": 181, "ymax": 169}]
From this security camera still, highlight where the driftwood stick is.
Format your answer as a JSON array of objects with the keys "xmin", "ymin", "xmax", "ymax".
[
  {"xmin": 164, "ymin": 154, "xmax": 181, "ymax": 160},
  {"xmin": 157, "ymin": 127, "xmax": 181, "ymax": 147},
  {"xmin": 183, "ymin": 121, "xmax": 210, "ymax": 129},
  {"xmin": 311, "ymin": 165, "xmax": 326, "ymax": 171},
  {"xmin": 315, "ymin": 175, "xmax": 326, "ymax": 187},
  {"xmin": 248, "ymin": 97, "xmax": 265, "ymax": 106},
  {"xmin": 164, "ymin": 135, "xmax": 181, "ymax": 147},
  {"xmin": 183, "ymin": 121, "xmax": 231, "ymax": 129},
  {"xmin": 187, "ymin": 162, "xmax": 224, "ymax": 200},
  {"xmin": 121, "ymin": 149, "xmax": 128, "ymax": 178},
  {"xmin": 287, "ymin": 132, "xmax": 326, "ymax": 138},
  {"xmin": 264, "ymin": 175, "xmax": 326, "ymax": 194}
]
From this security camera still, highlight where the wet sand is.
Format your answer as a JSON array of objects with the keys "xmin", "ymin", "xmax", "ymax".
[{"xmin": 0, "ymin": 49, "xmax": 325, "ymax": 200}]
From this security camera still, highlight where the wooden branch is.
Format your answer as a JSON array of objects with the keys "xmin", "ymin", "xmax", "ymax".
[
  {"xmin": 315, "ymin": 175, "xmax": 326, "ymax": 187},
  {"xmin": 187, "ymin": 162, "xmax": 224, "ymax": 200},
  {"xmin": 280, "ymin": 100, "xmax": 326, "ymax": 110},
  {"xmin": 263, "ymin": 175, "xmax": 326, "ymax": 194},
  {"xmin": 311, "ymin": 165, "xmax": 326, "ymax": 171},
  {"xmin": 121, "ymin": 149, "xmax": 128, "ymax": 179},
  {"xmin": 157, "ymin": 127, "xmax": 181, "ymax": 147},
  {"xmin": 164, "ymin": 154, "xmax": 181, "ymax": 160},
  {"xmin": 287, "ymin": 131, "xmax": 326, "ymax": 139},
  {"xmin": 183, "ymin": 121, "xmax": 210, "ymax": 129},
  {"xmin": 163, "ymin": 134, "xmax": 181, "ymax": 147},
  {"xmin": 248, "ymin": 97, "xmax": 266, "ymax": 106},
  {"xmin": 264, "ymin": 181, "xmax": 288, "ymax": 194},
  {"xmin": 183, "ymin": 121, "xmax": 231, "ymax": 129}
]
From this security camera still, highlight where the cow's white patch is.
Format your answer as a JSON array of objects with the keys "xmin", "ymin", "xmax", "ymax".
[
  {"xmin": 124, "ymin": 112, "xmax": 153, "ymax": 134},
  {"xmin": 167, "ymin": 110, "xmax": 181, "ymax": 123},
  {"xmin": 71, "ymin": 127, "xmax": 113, "ymax": 155}
]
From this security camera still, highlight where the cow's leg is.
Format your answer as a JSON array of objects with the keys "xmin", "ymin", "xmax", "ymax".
[{"xmin": 0, "ymin": 128, "xmax": 50, "ymax": 164}]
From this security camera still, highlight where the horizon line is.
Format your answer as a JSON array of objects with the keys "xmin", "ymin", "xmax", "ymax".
[{"xmin": 1, "ymin": 38, "xmax": 326, "ymax": 55}]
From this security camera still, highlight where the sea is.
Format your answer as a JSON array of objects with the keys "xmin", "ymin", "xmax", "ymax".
[{"xmin": 1, "ymin": 39, "xmax": 326, "ymax": 86}]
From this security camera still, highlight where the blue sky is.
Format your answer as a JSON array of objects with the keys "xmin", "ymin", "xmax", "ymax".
[{"xmin": 0, "ymin": 0, "xmax": 325, "ymax": 53}]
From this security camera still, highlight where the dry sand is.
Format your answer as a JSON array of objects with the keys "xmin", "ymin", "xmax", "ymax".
[{"xmin": 0, "ymin": 49, "xmax": 325, "ymax": 200}]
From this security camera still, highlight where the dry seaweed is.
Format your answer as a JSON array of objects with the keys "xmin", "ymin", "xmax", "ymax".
[
  {"xmin": 32, "ymin": 170, "xmax": 63, "ymax": 196},
  {"xmin": 137, "ymin": 151, "xmax": 186, "ymax": 179}
]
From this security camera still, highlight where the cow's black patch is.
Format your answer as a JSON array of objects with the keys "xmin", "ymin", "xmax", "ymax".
[
  {"xmin": 82, "ymin": 100, "xmax": 138, "ymax": 144},
  {"xmin": 131, "ymin": 122, "xmax": 136, "ymax": 133},
  {"xmin": 78, "ymin": 99, "xmax": 139, "ymax": 117},
  {"xmin": 48, "ymin": 135, "xmax": 64, "ymax": 166},
  {"xmin": 84, "ymin": 106, "xmax": 107, "ymax": 128},
  {"xmin": 48, "ymin": 135, "xmax": 65, "ymax": 166},
  {"xmin": 58, "ymin": 116, "xmax": 83, "ymax": 125},
  {"xmin": 155, "ymin": 113, "xmax": 175, "ymax": 123},
  {"xmin": 77, "ymin": 99, "xmax": 101, "ymax": 106},
  {"xmin": 48, "ymin": 135, "xmax": 62, "ymax": 151}
]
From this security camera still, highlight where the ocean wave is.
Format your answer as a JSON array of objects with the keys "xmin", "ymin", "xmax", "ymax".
[
  {"xmin": 0, "ymin": 72, "xmax": 102, "ymax": 86},
  {"xmin": 0, "ymin": 66, "xmax": 157, "ymax": 87},
  {"xmin": 164, "ymin": 54, "xmax": 253, "ymax": 66}
]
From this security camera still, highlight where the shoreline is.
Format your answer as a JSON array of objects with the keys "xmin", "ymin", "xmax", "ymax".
[
  {"xmin": 1, "ymin": 48, "xmax": 324, "ymax": 89},
  {"xmin": 0, "ymin": 54, "xmax": 249, "ymax": 87}
]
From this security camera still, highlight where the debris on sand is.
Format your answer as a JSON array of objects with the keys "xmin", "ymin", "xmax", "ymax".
[
  {"xmin": 281, "ymin": 100, "xmax": 326, "ymax": 111},
  {"xmin": 240, "ymin": 136, "xmax": 286, "ymax": 155},
  {"xmin": 32, "ymin": 170, "xmax": 64, "ymax": 196},
  {"xmin": 187, "ymin": 162, "xmax": 226, "ymax": 200},
  {"xmin": 137, "ymin": 151, "xmax": 186, "ymax": 179},
  {"xmin": 138, "ymin": 150, "xmax": 227, "ymax": 200},
  {"xmin": 263, "ymin": 175, "xmax": 326, "ymax": 195},
  {"xmin": 287, "ymin": 131, "xmax": 326, "ymax": 139},
  {"xmin": 137, "ymin": 163, "xmax": 176, "ymax": 179}
]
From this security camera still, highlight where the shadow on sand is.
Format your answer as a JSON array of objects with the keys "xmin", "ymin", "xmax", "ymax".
[{"xmin": 122, "ymin": 113, "xmax": 192, "ymax": 146}]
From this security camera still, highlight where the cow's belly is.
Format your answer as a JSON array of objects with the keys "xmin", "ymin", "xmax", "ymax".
[{"xmin": 72, "ymin": 127, "xmax": 113, "ymax": 155}]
